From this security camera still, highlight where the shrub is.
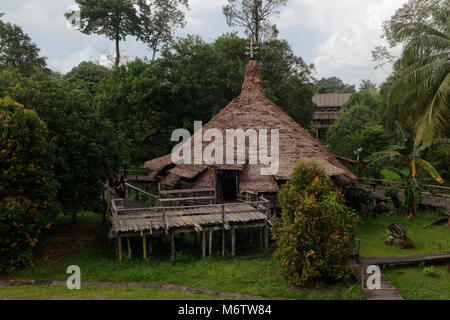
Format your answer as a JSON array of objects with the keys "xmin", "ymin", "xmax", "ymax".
[
  {"xmin": 0, "ymin": 98, "xmax": 58, "ymax": 273},
  {"xmin": 272, "ymin": 159, "xmax": 360, "ymax": 286},
  {"xmin": 342, "ymin": 182, "xmax": 373, "ymax": 212}
]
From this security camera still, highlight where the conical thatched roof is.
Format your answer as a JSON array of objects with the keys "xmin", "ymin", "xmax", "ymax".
[{"xmin": 145, "ymin": 60, "xmax": 357, "ymax": 192}]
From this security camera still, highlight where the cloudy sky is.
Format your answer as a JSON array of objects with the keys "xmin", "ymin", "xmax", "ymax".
[{"xmin": 0, "ymin": 0, "xmax": 406, "ymax": 87}]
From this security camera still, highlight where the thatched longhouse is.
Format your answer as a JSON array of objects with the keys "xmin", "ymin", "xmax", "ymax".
[{"xmin": 145, "ymin": 59, "xmax": 356, "ymax": 202}]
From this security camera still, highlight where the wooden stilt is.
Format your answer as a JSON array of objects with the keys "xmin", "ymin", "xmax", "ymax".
[
  {"xmin": 118, "ymin": 236, "xmax": 123, "ymax": 261},
  {"xmin": 231, "ymin": 226, "xmax": 236, "ymax": 257},
  {"xmin": 202, "ymin": 231, "xmax": 206, "ymax": 258},
  {"xmin": 171, "ymin": 233, "xmax": 175, "ymax": 262},
  {"xmin": 127, "ymin": 238, "xmax": 131, "ymax": 260},
  {"xmin": 264, "ymin": 224, "xmax": 269, "ymax": 257},
  {"xmin": 259, "ymin": 229, "xmax": 263, "ymax": 248},
  {"xmin": 209, "ymin": 230, "xmax": 213, "ymax": 256},
  {"xmin": 142, "ymin": 235, "xmax": 147, "ymax": 260},
  {"xmin": 149, "ymin": 236, "xmax": 153, "ymax": 255},
  {"xmin": 222, "ymin": 229, "xmax": 225, "ymax": 257}
]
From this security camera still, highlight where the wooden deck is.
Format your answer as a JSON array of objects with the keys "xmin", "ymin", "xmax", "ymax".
[
  {"xmin": 349, "ymin": 259, "xmax": 404, "ymax": 300},
  {"xmin": 350, "ymin": 252, "xmax": 450, "ymax": 300},
  {"xmin": 360, "ymin": 252, "xmax": 450, "ymax": 267},
  {"xmin": 106, "ymin": 184, "xmax": 272, "ymax": 261}
]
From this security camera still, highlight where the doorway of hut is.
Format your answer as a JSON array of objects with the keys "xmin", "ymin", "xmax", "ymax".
[{"xmin": 216, "ymin": 170, "xmax": 238, "ymax": 203}]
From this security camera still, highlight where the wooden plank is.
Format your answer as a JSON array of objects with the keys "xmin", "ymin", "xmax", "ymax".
[
  {"xmin": 264, "ymin": 224, "xmax": 269, "ymax": 257},
  {"xmin": 118, "ymin": 236, "xmax": 122, "ymax": 261},
  {"xmin": 127, "ymin": 238, "xmax": 131, "ymax": 260},
  {"xmin": 222, "ymin": 229, "xmax": 226, "ymax": 257}
]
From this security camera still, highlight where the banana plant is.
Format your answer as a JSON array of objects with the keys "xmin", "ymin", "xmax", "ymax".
[{"xmin": 365, "ymin": 121, "xmax": 450, "ymax": 217}]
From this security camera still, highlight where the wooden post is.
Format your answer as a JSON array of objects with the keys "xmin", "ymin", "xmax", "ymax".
[
  {"xmin": 142, "ymin": 235, "xmax": 147, "ymax": 260},
  {"xmin": 149, "ymin": 236, "xmax": 153, "ymax": 255},
  {"xmin": 222, "ymin": 229, "xmax": 226, "ymax": 257},
  {"xmin": 209, "ymin": 231, "xmax": 213, "ymax": 256},
  {"xmin": 264, "ymin": 224, "xmax": 269, "ymax": 257},
  {"xmin": 118, "ymin": 236, "xmax": 123, "ymax": 261},
  {"xmin": 171, "ymin": 233, "xmax": 175, "ymax": 262},
  {"xmin": 249, "ymin": 230, "xmax": 253, "ymax": 245},
  {"xmin": 231, "ymin": 226, "xmax": 236, "ymax": 257},
  {"xmin": 202, "ymin": 231, "xmax": 206, "ymax": 258},
  {"xmin": 194, "ymin": 232, "xmax": 198, "ymax": 246},
  {"xmin": 127, "ymin": 238, "xmax": 131, "ymax": 260},
  {"xmin": 259, "ymin": 229, "xmax": 263, "ymax": 248}
]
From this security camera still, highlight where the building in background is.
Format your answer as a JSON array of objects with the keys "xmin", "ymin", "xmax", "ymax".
[{"xmin": 312, "ymin": 93, "xmax": 353, "ymax": 141}]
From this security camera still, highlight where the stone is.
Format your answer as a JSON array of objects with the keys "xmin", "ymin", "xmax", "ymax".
[
  {"xmin": 386, "ymin": 223, "xmax": 407, "ymax": 239},
  {"xmin": 395, "ymin": 238, "xmax": 413, "ymax": 249}
]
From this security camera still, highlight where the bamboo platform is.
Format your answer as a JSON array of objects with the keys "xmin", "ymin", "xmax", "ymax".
[{"xmin": 106, "ymin": 184, "xmax": 272, "ymax": 261}]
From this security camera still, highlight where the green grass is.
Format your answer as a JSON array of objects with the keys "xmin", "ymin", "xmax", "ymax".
[
  {"xmin": 383, "ymin": 265, "xmax": 450, "ymax": 300},
  {"xmin": 356, "ymin": 210, "xmax": 449, "ymax": 258},
  {"xmin": 0, "ymin": 285, "xmax": 216, "ymax": 300},
  {"xmin": 3, "ymin": 213, "xmax": 364, "ymax": 300}
]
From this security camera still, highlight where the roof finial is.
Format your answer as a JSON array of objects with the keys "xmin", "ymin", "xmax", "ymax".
[{"xmin": 246, "ymin": 37, "xmax": 258, "ymax": 60}]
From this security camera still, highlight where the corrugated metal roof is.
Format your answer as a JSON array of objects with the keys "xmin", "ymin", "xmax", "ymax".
[{"xmin": 313, "ymin": 93, "xmax": 353, "ymax": 107}]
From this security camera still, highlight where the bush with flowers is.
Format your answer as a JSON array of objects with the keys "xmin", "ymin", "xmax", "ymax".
[
  {"xmin": 0, "ymin": 98, "xmax": 58, "ymax": 273},
  {"xmin": 272, "ymin": 159, "xmax": 360, "ymax": 286}
]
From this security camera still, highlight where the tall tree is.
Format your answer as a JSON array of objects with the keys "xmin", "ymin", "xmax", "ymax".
[
  {"xmin": 65, "ymin": 0, "xmax": 139, "ymax": 67},
  {"xmin": 0, "ymin": 13, "xmax": 47, "ymax": 75},
  {"xmin": 359, "ymin": 79, "xmax": 377, "ymax": 92},
  {"xmin": 135, "ymin": 0, "xmax": 188, "ymax": 61},
  {"xmin": 314, "ymin": 77, "xmax": 356, "ymax": 94},
  {"xmin": 223, "ymin": 0, "xmax": 288, "ymax": 43},
  {"xmin": 382, "ymin": 0, "xmax": 449, "ymax": 142}
]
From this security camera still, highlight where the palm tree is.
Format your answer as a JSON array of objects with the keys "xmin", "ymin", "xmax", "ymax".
[
  {"xmin": 365, "ymin": 121, "xmax": 450, "ymax": 217},
  {"xmin": 388, "ymin": 1, "xmax": 450, "ymax": 142}
]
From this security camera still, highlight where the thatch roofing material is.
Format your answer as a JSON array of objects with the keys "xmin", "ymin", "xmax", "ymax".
[
  {"xmin": 193, "ymin": 168, "xmax": 217, "ymax": 189},
  {"xmin": 145, "ymin": 154, "xmax": 173, "ymax": 179},
  {"xmin": 144, "ymin": 60, "xmax": 357, "ymax": 190}
]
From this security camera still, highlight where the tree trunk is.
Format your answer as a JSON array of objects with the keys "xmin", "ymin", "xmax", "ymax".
[{"xmin": 115, "ymin": 36, "xmax": 121, "ymax": 68}]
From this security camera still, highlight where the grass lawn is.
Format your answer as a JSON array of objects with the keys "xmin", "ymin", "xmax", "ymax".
[
  {"xmin": 356, "ymin": 209, "xmax": 449, "ymax": 300},
  {"xmin": 0, "ymin": 285, "xmax": 217, "ymax": 300},
  {"xmin": 356, "ymin": 209, "xmax": 449, "ymax": 258},
  {"xmin": 383, "ymin": 265, "xmax": 449, "ymax": 300},
  {"xmin": 2, "ymin": 213, "xmax": 364, "ymax": 300}
]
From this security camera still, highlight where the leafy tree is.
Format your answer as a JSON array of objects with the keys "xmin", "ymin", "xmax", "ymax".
[
  {"xmin": 0, "ymin": 68, "xmax": 128, "ymax": 219},
  {"xmin": 64, "ymin": 61, "xmax": 110, "ymax": 95},
  {"xmin": 65, "ymin": 0, "xmax": 139, "ymax": 67},
  {"xmin": 359, "ymin": 79, "xmax": 377, "ymax": 92},
  {"xmin": 314, "ymin": 77, "xmax": 356, "ymax": 94},
  {"xmin": 272, "ymin": 160, "xmax": 359, "ymax": 286},
  {"xmin": 381, "ymin": 0, "xmax": 449, "ymax": 141},
  {"xmin": 135, "ymin": 0, "xmax": 188, "ymax": 61},
  {"xmin": 94, "ymin": 34, "xmax": 315, "ymax": 163},
  {"xmin": 0, "ymin": 98, "xmax": 58, "ymax": 273},
  {"xmin": 342, "ymin": 91, "xmax": 383, "ymax": 112},
  {"xmin": 0, "ymin": 13, "xmax": 47, "ymax": 75},
  {"xmin": 365, "ymin": 121, "xmax": 450, "ymax": 217},
  {"xmin": 223, "ymin": 0, "xmax": 288, "ymax": 43}
]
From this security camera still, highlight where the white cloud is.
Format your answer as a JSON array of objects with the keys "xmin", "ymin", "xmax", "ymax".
[
  {"xmin": 275, "ymin": 0, "xmax": 406, "ymax": 86},
  {"xmin": 48, "ymin": 46, "xmax": 95, "ymax": 73}
]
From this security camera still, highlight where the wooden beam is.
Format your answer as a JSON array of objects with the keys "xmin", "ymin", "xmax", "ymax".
[
  {"xmin": 127, "ymin": 238, "xmax": 131, "ymax": 260},
  {"xmin": 171, "ymin": 233, "xmax": 175, "ymax": 262},
  {"xmin": 222, "ymin": 229, "xmax": 225, "ymax": 257},
  {"xmin": 142, "ymin": 235, "xmax": 147, "ymax": 260},
  {"xmin": 264, "ymin": 224, "xmax": 269, "ymax": 257},
  {"xmin": 209, "ymin": 230, "xmax": 213, "ymax": 256},
  {"xmin": 149, "ymin": 236, "xmax": 153, "ymax": 255},
  {"xmin": 231, "ymin": 226, "xmax": 236, "ymax": 257},
  {"xmin": 202, "ymin": 231, "xmax": 206, "ymax": 258},
  {"xmin": 118, "ymin": 236, "xmax": 123, "ymax": 261}
]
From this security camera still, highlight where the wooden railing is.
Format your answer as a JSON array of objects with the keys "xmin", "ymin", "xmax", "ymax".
[{"xmin": 159, "ymin": 188, "xmax": 216, "ymax": 206}]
